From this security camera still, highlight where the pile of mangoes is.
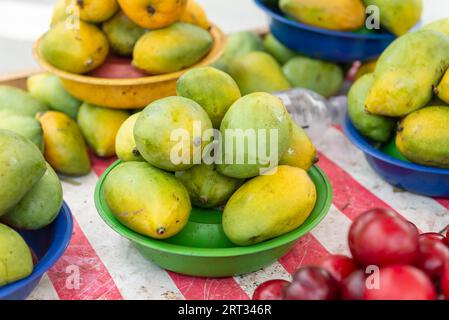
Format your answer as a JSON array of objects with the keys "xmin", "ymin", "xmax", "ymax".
[
  {"xmin": 0, "ymin": 129, "xmax": 63, "ymax": 287},
  {"xmin": 106, "ymin": 66, "xmax": 318, "ymax": 246},
  {"xmin": 277, "ymin": 0, "xmax": 422, "ymax": 35},
  {"xmin": 213, "ymin": 31, "xmax": 345, "ymax": 98},
  {"xmin": 41, "ymin": 0, "xmax": 212, "ymax": 75},
  {"xmin": 348, "ymin": 18, "xmax": 449, "ymax": 168}
]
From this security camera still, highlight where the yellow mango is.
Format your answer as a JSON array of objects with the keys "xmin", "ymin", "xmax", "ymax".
[
  {"xmin": 77, "ymin": 103, "xmax": 129, "ymax": 157},
  {"xmin": 36, "ymin": 111, "xmax": 91, "ymax": 176},
  {"xmin": 115, "ymin": 113, "xmax": 144, "ymax": 162},
  {"xmin": 365, "ymin": 30, "xmax": 449, "ymax": 117},
  {"xmin": 40, "ymin": 20, "xmax": 109, "ymax": 74},
  {"xmin": 363, "ymin": 0, "xmax": 422, "ymax": 36},
  {"xmin": 133, "ymin": 22, "xmax": 212, "ymax": 75},
  {"xmin": 104, "ymin": 161, "xmax": 191, "ymax": 239},
  {"xmin": 67, "ymin": 0, "xmax": 119, "ymax": 23},
  {"xmin": 280, "ymin": 120, "xmax": 317, "ymax": 170},
  {"xmin": 118, "ymin": 0, "xmax": 187, "ymax": 29},
  {"xmin": 279, "ymin": 0, "xmax": 365, "ymax": 31},
  {"xmin": 396, "ymin": 106, "xmax": 449, "ymax": 168},
  {"xmin": 179, "ymin": 0, "xmax": 210, "ymax": 30},
  {"xmin": 223, "ymin": 166, "xmax": 317, "ymax": 246}
]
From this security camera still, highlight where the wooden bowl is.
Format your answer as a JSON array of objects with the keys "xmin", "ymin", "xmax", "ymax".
[{"xmin": 33, "ymin": 24, "xmax": 226, "ymax": 109}]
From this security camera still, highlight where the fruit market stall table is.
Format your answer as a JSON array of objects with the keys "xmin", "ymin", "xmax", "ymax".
[{"xmin": 15, "ymin": 99, "xmax": 446, "ymax": 300}]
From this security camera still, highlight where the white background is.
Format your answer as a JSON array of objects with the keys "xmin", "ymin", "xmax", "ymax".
[{"xmin": 0, "ymin": 0, "xmax": 448, "ymax": 73}]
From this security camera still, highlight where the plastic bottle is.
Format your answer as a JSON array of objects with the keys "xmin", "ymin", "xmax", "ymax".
[{"xmin": 274, "ymin": 88, "xmax": 347, "ymax": 144}]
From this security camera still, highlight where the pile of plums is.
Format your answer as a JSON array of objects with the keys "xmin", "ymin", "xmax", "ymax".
[{"xmin": 253, "ymin": 208, "xmax": 449, "ymax": 300}]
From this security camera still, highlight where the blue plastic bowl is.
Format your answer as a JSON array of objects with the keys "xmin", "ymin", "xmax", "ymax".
[
  {"xmin": 343, "ymin": 115, "xmax": 449, "ymax": 198},
  {"xmin": 254, "ymin": 0, "xmax": 396, "ymax": 62},
  {"xmin": 0, "ymin": 202, "xmax": 73, "ymax": 300}
]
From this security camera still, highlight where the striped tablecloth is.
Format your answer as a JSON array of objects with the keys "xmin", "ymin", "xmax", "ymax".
[{"xmin": 28, "ymin": 126, "xmax": 449, "ymax": 300}]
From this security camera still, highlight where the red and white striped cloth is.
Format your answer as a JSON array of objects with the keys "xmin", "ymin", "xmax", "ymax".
[{"xmin": 28, "ymin": 126, "xmax": 449, "ymax": 300}]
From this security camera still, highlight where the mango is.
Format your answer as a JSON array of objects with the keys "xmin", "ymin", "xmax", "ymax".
[
  {"xmin": 422, "ymin": 18, "xmax": 449, "ymax": 36},
  {"xmin": 217, "ymin": 92, "xmax": 292, "ymax": 179},
  {"xmin": 212, "ymin": 31, "xmax": 264, "ymax": 73},
  {"xmin": 223, "ymin": 165, "xmax": 316, "ymax": 246},
  {"xmin": 175, "ymin": 164, "xmax": 244, "ymax": 208},
  {"xmin": 103, "ymin": 11, "xmax": 146, "ymax": 56},
  {"xmin": 263, "ymin": 33, "xmax": 297, "ymax": 65},
  {"xmin": 348, "ymin": 74, "xmax": 396, "ymax": 142},
  {"xmin": 363, "ymin": 0, "xmax": 422, "ymax": 36},
  {"xmin": 229, "ymin": 52, "xmax": 291, "ymax": 95},
  {"xmin": 51, "ymin": 0, "xmax": 68, "ymax": 26},
  {"xmin": 0, "ymin": 112, "xmax": 44, "ymax": 152},
  {"xmin": 27, "ymin": 73, "xmax": 81, "ymax": 119},
  {"xmin": 115, "ymin": 113, "xmax": 144, "ymax": 162},
  {"xmin": 77, "ymin": 103, "xmax": 129, "ymax": 157},
  {"xmin": 68, "ymin": 0, "xmax": 119, "ymax": 23},
  {"xmin": 179, "ymin": 0, "xmax": 210, "ymax": 30},
  {"xmin": 366, "ymin": 30, "xmax": 449, "ymax": 117},
  {"xmin": 279, "ymin": 0, "xmax": 365, "ymax": 31},
  {"xmin": 118, "ymin": 0, "xmax": 187, "ymax": 29},
  {"xmin": 0, "ymin": 224, "xmax": 33, "ymax": 287},
  {"xmin": 283, "ymin": 56, "xmax": 344, "ymax": 97},
  {"xmin": 36, "ymin": 111, "xmax": 91, "ymax": 176},
  {"xmin": 133, "ymin": 22, "xmax": 212, "ymax": 75},
  {"xmin": 0, "ymin": 130, "xmax": 46, "ymax": 216},
  {"xmin": 0, "ymin": 86, "xmax": 48, "ymax": 118},
  {"xmin": 104, "ymin": 161, "xmax": 191, "ymax": 239},
  {"xmin": 176, "ymin": 67, "xmax": 241, "ymax": 128},
  {"xmin": 279, "ymin": 120, "xmax": 317, "ymax": 170},
  {"xmin": 396, "ymin": 106, "xmax": 449, "ymax": 168},
  {"xmin": 134, "ymin": 96, "xmax": 213, "ymax": 171},
  {"xmin": 40, "ymin": 20, "xmax": 109, "ymax": 74},
  {"xmin": 1, "ymin": 163, "xmax": 63, "ymax": 230}
]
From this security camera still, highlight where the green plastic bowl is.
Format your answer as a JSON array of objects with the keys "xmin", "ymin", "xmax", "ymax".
[{"xmin": 94, "ymin": 161, "xmax": 333, "ymax": 277}]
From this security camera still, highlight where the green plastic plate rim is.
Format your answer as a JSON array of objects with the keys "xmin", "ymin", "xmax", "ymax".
[{"xmin": 94, "ymin": 160, "xmax": 333, "ymax": 258}]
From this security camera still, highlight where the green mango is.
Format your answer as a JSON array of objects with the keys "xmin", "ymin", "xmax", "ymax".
[
  {"xmin": 176, "ymin": 67, "xmax": 241, "ymax": 128},
  {"xmin": 223, "ymin": 166, "xmax": 316, "ymax": 246},
  {"xmin": 175, "ymin": 164, "xmax": 244, "ymax": 208},
  {"xmin": 115, "ymin": 113, "xmax": 144, "ymax": 162},
  {"xmin": 283, "ymin": 56, "xmax": 344, "ymax": 97},
  {"xmin": 422, "ymin": 18, "xmax": 449, "ymax": 35},
  {"xmin": 103, "ymin": 11, "xmax": 146, "ymax": 56},
  {"xmin": 263, "ymin": 33, "xmax": 297, "ymax": 65},
  {"xmin": 0, "ymin": 86, "xmax": 48, "ymax": 117},
  {"xmin": 348, "ymin": 74, "xmax": 396, "ymax": 142},
  {"xmin": 396, "ymin": 106, "xmax": 449, "ymax": 168},
  {"xmin": 212, "ymin": 31, "xmax": 264, "ymax": 73},
  {"xmin": 77, "ymin": 103, "xmax": 129, "ymax": 157},
  {"xmin": 27, "ymin": 73, "xmax": 81, "ymax": 119},
  {"xmin": 0, "ymin": 111, "xmax": 44, "ymax": 152},
  {"xmin": 40, "ymin": 20, "xmax": 109, "ymax": 74},
  {"xmin": 229, "ymin": 51, "xmax": 291, "ymax": 95},
  {"xmin": 380, "ymin": 137, "xmax": 410, "ymax": 162},
  {"xmin": 104, "ymin": 161, "xmax": 191, "ymax": 239},
  {"xmin": 0, "ymin": 223, "xmax": 33, "ymax": 287},
  {"xmin": 363, "ymin": 0, "xmax": 422, "ymax": 36},
  {"xmin": 133, "ymin": 22, "xmax": 212, "ymax": 75},
  {"xmin": 217, "ymin": 92, "xmax": 292, "ymax": 179},
  {"xmin": 0, "ymin": 130, "xmax": 46, "ymax": 216},
  {"xmin": 51, "ymin": 0, "xmax": 68, "ymax": 26},
  {"xmin": 1, "ymin": 163, "xmax": 63, "ymax": 230},
  {"xmin": 134, "ymin": 96, "xmax": 213, "ymax": 172},
  {"xmin": 366, "ymin": 30, "xmax": 449, "ymax": 117}
]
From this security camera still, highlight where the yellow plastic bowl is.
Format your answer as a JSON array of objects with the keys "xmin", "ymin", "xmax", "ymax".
[{"xmin": 32, "ymin": 24, "xmax": 226, "ymax": 109}]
